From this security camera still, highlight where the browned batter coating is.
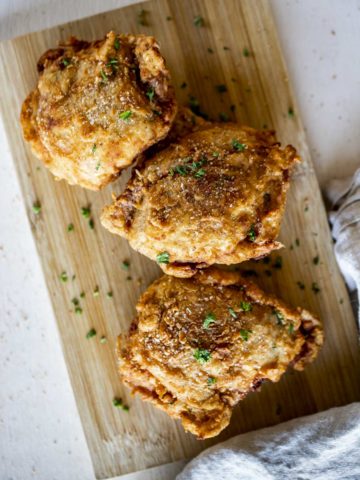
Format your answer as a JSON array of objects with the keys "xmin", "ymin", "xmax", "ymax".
[
  {"xmin": 117, "ymin": 268, "xmax": 323, "ymax": 439},
  {"xmin": 20, "ymin": 31, "xmax": 177, "ymax": 190},
  {"xmin": 102, "ymin": 124, "xmax": 299, "ymax": 276}
]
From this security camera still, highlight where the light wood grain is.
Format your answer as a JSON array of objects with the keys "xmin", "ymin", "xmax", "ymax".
[{"xmin": 0, "ymin": 0, "xmax": 359, "ymax": 478}]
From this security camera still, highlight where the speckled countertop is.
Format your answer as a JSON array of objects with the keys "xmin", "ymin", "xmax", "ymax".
[{"xmin": 0, "ymin": 1, "xmax": 359, "ymax": 479}]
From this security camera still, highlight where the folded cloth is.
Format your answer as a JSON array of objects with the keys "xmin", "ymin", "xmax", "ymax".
[
  {"xmin": 178, "ymin": 169, "xmax": 360, "ymax": 480},
  {"xmin": 177, "ymin": 403, "xmax": 360, "ymax": 480},
  {"xmin": 326, "ymin": 168, "xmax": 360, "ymax": 325}
]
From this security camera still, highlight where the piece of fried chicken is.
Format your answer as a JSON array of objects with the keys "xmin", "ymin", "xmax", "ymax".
[
  {"xmin": 20, "ymin": 31, "xmax": 177, "ymax": 190},
  {"xmin": 117, "ymin": 268, "xmax": 323, "ymax": 439},
  {"xmin": 102, "ymin": 124, "xmax": 299, "ymax": 277}
]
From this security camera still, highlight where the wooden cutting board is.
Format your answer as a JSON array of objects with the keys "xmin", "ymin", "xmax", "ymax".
[{"xmin": 0, "ymin": 0, "xmax": 359, "ymax": 478}]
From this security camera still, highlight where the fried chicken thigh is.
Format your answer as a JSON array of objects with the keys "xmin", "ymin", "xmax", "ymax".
[
  {"xmin": 20, "ymin": 31, "xmax": 177, "ymax": 190},
  {"xmin": 117, "ymin": 268, "xmax": 323, "ymax": 438},
  {"xmin": 102, "ymin": 124, "xmax": 299, "ymax": 276}
]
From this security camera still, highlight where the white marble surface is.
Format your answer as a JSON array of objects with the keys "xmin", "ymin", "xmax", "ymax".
[{"xmin": 0, "ymin": 1, "xmax": 359, "ymax": 479}]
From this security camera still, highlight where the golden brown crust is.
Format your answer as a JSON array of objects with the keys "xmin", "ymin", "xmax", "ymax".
[
  {"xmin": 117, "ymin": 268, "xmax": 323, "ymax": 438},
  {"xmin": 20, "ymin": 32, "xmax": 177, "ymax": 190},
  {"xmin": 102, "ymin": 124, "xmax": 299, "ymax": 275}
]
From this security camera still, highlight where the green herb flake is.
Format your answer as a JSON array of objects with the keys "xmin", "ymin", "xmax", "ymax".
[
  {"xmin": 75, "ymin": 306, "xmax": 83, "ymax": 315},
  {"xmin": 203, "ymin": 313, "xmax": 216, "ymax": 329},
  {"xmin": 194, "ymin": 168, "xmax": 206, "ymax": 178},
  {"xmin": 273, "ymin": 309, "xmax": 284, "ymax": 326},
  {"xmin": 80, "ymin": 292, "xmax": 85, "ymax": 298},
  {"xmin": 81, "ymin": 207, "xmax": 91, "ymax": 219},
  {"xmin": 113, "ymin": 397, "xmax": 129, "ymax": 411},
  {"xmin": 296, "ymin": 281, "xmax": 305, "ymax": 290},
  {"xmin": 194, "ymin": 348, "xmax": 211, "ymax": 364},
  {"xmin": 239, "ymin": 301, "xmax": 252, "ymax": 312},
  {"xmin": 223, "ymin": 46, "xmax": 230, "ymax": 51},
  {"xmin": 207, "ymin": 47, "xmax": 214, "ymax": 54},
  {"xmin": 295, "ymin": 238, "xmax": 300, "ymax": 246},
  {"xmin": 95, "ymin": 161, "xmax": 101, "ymax": 171},
  {"xmin": 138, "ymin": 9, "xmax": 148, "ymax": 26},
  {"xmin": 32, "ymin": 203, "xmax": 41, "ymax": 215},
  {"xmin": 231, "ymin": 139, "xmax": 246, "ymax": 151},
  {"xmin": 114, "ymin": 37, "xmax": 120, "ymax": 50},
  {"xmin": 146, "ymin": 88, "xmax": 155, "ymax": 102},
  {"xmin": 219, "ymin": 112, "xmax": 229, "ymax": 122},
  {"xmin": 71, "ymin": 297, "xmax": 79, "ymax": 306},
  {"xmin": 313, "ymin": 255, "xmax": 320, "ymax": 265},
  {"xmin": 107, "ymin": 291, "xmax": 113, "ymax": 298},
  {"xmin": 100, "ymin": 336, "xmax": 107, "ymax": 344},
  {"xmin": 288, "ymin": 107, "xmax": 295, "ymax": 118},
  {"xmin": 61, "ymin": 57, "xmax": 71, "ymax": 67},
  {"xmin": 119, "ymin": 110, "xmax": 132, "ymax": 122},
  {"xmin": 212, "ymin": 152, "xmax": 220, "ymax": 157},
  {"xmin": 215, "ymin": 84, "xmax": 227, "ymax": 93},
  {"xmin": 121, "ymin": 260, "xmax": 130, "ymax": 270},
  {"xmin": 304, "ymin": 205, "xmax": 309, "ymax": 212},
  {"xmin": 67, "ymin": 223, "xmax": 74, "ymax": 232},
  {"xmin": 166, "ymin": 15, "xmax": 172, "ymax": 21},
  {"xmin": 228, "ymin": 307, "xmax": 237, "ymax": 319},
  {"xmin": 100, "ymin": 69, "xmax": 108, "ymax": 82},
  {"xmin": 243, "ymin": 47, "xmax": 250, "ymax": 57},
  {"xmin": 273, "ymin": 256, "xmax": 283, "ymax": 269},
  {"xmin": 207, "ymin": 377, "xmax": 216, "ymax": 385},
  {"xmin": 88, "ymin": 219, "xmax": 94, "ymax": 230},
  {"xmin": 240, "ymin": 329, "xmax": 252, "ymax": 341},
  {"xmin": 156, "ymin": 251, "xmax": 170, "ymax": 264},
  {"xmin": 339, "ymin": 298, "xmax": 344, "ymax": 304},
  {"xmin": 93, "ymin": 286, "xmax": 100, "ymax": 297},
  {"xmin": 312, "ymin": 282, "xmax": 321, "ymax": 294},
  {"xmin": 288, "ymin": 322, "xmax": 294, "ymax": 335},
  {"xmin": 60, "ymin": 271, "xmax": 68, "ymax": 283},
  {"xmin": 126, "ymin": 276, "xmax": 132, "ymax": 281},
  {"xmin": 106, "ymin": 58, "xmax": 118, "ymax": 67},
  {"xmin": 92, "ymin": 143, "xmax": 97, "ymax": 153},
  {"xmin": 86, "ymin": 328, "xmax": 96, "ymax": 339},
  {"xmin": 247, "ymin": 225, "xmax": 256, "ymax": 242},
  {"xmin": 193, "ymin": 15, "xmax": 204, "ymax": 27}
]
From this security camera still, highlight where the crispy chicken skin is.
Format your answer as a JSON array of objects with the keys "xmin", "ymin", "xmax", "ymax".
[
  {"xmin": 102, "ymin": 124, "xmax": 299, "ymax": 276},
  {"xmin": 117, "ymin": 268, "xmax": 323, "ymax": 439},
  {"xmin": 20, "ymin": 31, "xmax": 177, "ymax": 190}
]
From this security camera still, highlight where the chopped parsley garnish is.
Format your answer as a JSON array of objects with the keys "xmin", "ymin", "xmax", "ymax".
[
  {"xmin": 228, "ymin": 307, "xmax": 237, "ymax": 319},
  {"xmin": 203, "ymin": 313, "xmax": 216, "ymax": 329},
  {"xmin": 119, "ymin": 110, "xmax": 132, "ymax": 122},
  {"xmin": 231, "ymin": 139, "xmax": 246, "ymax": 151},
  {"xmin": 100, "ymin": 336, "xmax": 107, "ymax": 344},
  {"xmin": 313, "ymin": 255, "xmax": 320, "ymax": 265},
  {"xmin": 194, "ymin": 348, "xmax": 211, "ymax": 364},
  {"xmin": 212, "ymin": 152, "xmax": 220, "ymax": 157},
  {"xmin": 75, "ymin": 306, "xmax": 83, "ymax": 315},
  {"xmin": 61, "ymin": 58, "xmax": 71, "ymax": 67},
  {"xmin": 312, "ymin": 282, "xmax": 320, "ymax": 294},
  {"xmin": 304, "ymin": 205, "xmax": 309, "ymax": 212},
  {"xmin": 240, "ymin": 329, "xmax": 252, "ymax": 341},
  {"xmin": 88, "ymin": 219, "xmax": 94, "ymax": 230},
  {"xmin": 180, "ymin": 82, "xmax": 187, "ymax": 89},
  {"xmin": 114, "ymin": 37, "xmax": 120, "ymax": 50},
  {"xmin": 272, "ymin": 309, "xmax": 284, "ymax": 326},
  {"xmin": 32, "ymin": 202, "xmax": 41, "ymax": 214},
  {"xmin": 288, "ymin": 107, "xmax": 295, "ymax": 118},
  {"xmin": 138, "ymin": 9, "xmax": 148, "ymax": 26},
  {"xmin": 216, "ymin": 84, "xmax": 227, "ymax": 93},
  {"xmin": 146, "ymin": 88, "xmax": 155, "ymax": 101},
  {"xmin": 81, "ymin": 207, "xmax": 91, "ymax": 219},
  {"xmin": 297, "ymin": 281, "xmax": 305, "ymax": 290},
  {"xmin": 193, "ymin": 15, "xmax": 204, "ymax": 27},
  {"xmin": 113, "ymin": 398, "xmax": 129, "ymax": 411},
  {"xmin": 207, "ymin": 47, "xmax": 214, "ymax": 54},
  {"xmin": 240, "ymin": 301, "xmax": 252, "ymax": 312},
  {"xmin": 80, "ymin": 292, "xmax": 85, "ymax": 298},
  {"xmin": 93, "ymin": 286, "xmax": 99, "ymax": 297},
  {"xmin": 86, "ymin": 328, "xmax": 96, "ymax": 339},
  {"xmin": 273, "ymin": 256, "xmax": 283, "ymax": 269},
  {"xmin": 339, "ymin": 298, "xmax": 344, "ymax": 304},
  {"xmin": 92, "ymin": 143, "xmax": 97, "ymax": 153},
  {"xmin": 207, "ymin": 377, "xmax": 216, "ymax": 385},
  {"xmin": 60, "ymin": 271, "xmax": 68, "ymax": 283},
  {"xmin": 295, "ymin": 238, "xmax": 300, "ymax": 246},
  {"xmin": 223, "ymin": 46, "xmax": 230, "ymax": 51},
  {"xmin": 166, "ymin": 16, "xmax": 172, "ymax": 21},
  {"xmin": 95, "ymin": 161, "xmax": 101, "ymax": 171},
  {"xmin": 243, "ymin": 47, "xmax": 250, "ymax": 57},
  {"xmin": 106, "ymin": 58, "xmax": 118, "ymax": 67},
  {"xmin": 107, "ymin": 291, "xmax": 113, "ymax": 298},
  {"xmin": 247, "ymin": 225, "xmax": 256, "ymax": 242},
  {"xmin": 100, "ymin": 70, "xmax": 108, "ymax": 82},
  {"xmin": 288, "ymin": 323, "xmax": 294, "ymax": 335},
  {"xmin": 71, "ymin": 297, "xmax": 79, "ymax": 306},
  {"xmin": 121, "ymin": 260, "xmax": 130, "ymax": 270},
  {"xmin": 194, "ymin": 168, "xmax": 206, "ymax": 178},
  {"xmin": 156, "ymin": 251, "xmax": 170, "ymax": 264},
  {"xmin": 169, "ymin": 156, "xmax": 207, "ymax": 179}
]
